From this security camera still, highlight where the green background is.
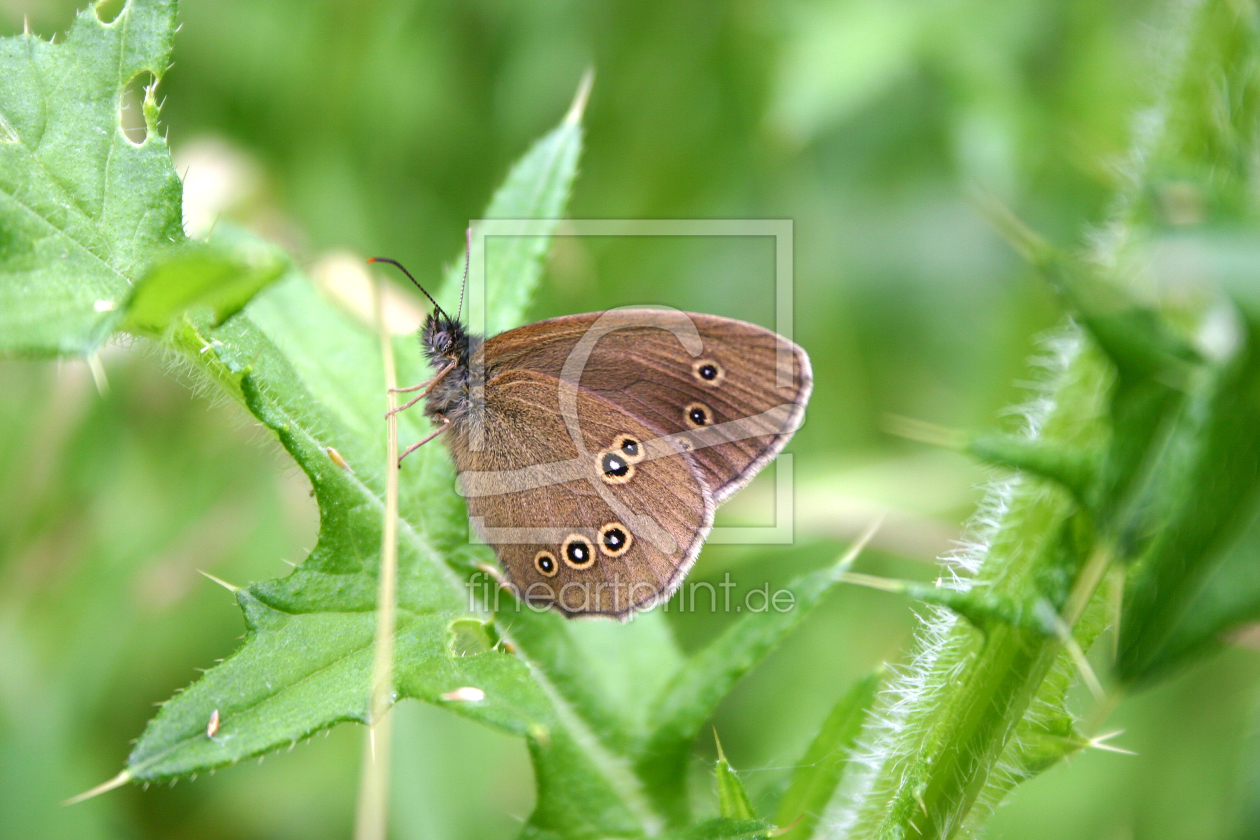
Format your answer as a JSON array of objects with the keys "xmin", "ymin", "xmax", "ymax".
[{"xmin": 2, "ymin": 1, "xmax": 1258, "ymax": 838}]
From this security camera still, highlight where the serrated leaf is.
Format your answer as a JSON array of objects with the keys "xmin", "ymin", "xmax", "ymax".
[
  {"xmin": 5, "ymin": 10, "xmax": 842, "ymax": 836},
  {"xmin": 774, "ymin": 670, "xmax": 880, "ymax": 840},
  {"xmin": 1034, "ymin": 256, "xmax": 1200, "ymax": 534},
  {"xmin": 135, "ymin": 92, "xmax": 663, "ymax": 840},
  {"xmin": 981, "ymin": 206, "xmax": 1201, "ymax": 536},
  {"xmin": 0, "ymin": 0, "xmax": 184, "ymax": 357},
  {"xmin": 834, "ymin": 2, "xmax": 1260, "ymax": 835}
]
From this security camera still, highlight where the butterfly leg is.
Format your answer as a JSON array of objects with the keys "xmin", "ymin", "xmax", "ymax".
[
  {"xmin": 398, "ymin": 413, "xmax": 450, "ymax": 466},
  {"xmin": 389, "ymin": 381, "xmax": 430, "ymax": 393},
  {"xmin": 386, "ymin": 361, "xmax": 456, "ymax": 418}
]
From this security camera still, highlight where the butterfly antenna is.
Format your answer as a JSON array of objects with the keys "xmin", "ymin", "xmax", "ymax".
[
  {"xmin": 367, "ymin": 257, "xmax": 447, "ymax": 319},
  {"xmin": 456, "ymin": 226, "xmax": 470, "ymax": 323}
]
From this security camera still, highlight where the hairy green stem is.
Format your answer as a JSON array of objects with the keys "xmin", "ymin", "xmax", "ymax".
[{"xmin": 831, "ymin": 333, "xmax": 1113, "ymax": 840}]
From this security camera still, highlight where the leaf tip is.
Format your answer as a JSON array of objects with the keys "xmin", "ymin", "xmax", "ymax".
[
  {"xmin": 82, "ymin": 352, "xmax": 111, "ymax": 396},
  {"xmin": 199, "ymin": 569, "xmax": 240, "ymax": 593},
  {"xmin": 565, "ymin": 68, "xmax": 595, "ymax": 126},
  {"xmin": 713, "ymin": 727, "xmax": 727, "ymax": 762},
  {"xmin": 1087, "ymin": 730, "xmax": 1137, "ymax": 756},
  {"xmin": 63, "ymin": 770, "xmax": 131, "ymax": 806},
  {"xmin": 833, "ymin": 515, "xmax": 883, "ymax": 576}
]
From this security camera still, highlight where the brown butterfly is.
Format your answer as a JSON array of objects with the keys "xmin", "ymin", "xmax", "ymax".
[{"xmin": 372, "ymin": 257, "xmax": 811, "ymax": 619}]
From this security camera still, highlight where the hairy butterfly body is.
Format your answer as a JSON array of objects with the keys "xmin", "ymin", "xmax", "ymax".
[{"xmin": 377, "ymin": 260, "xmax": 811, "ymax": 618}]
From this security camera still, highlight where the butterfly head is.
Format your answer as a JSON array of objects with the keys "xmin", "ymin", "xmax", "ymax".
[{"xmin": 422, "ymin": 310, "xmax": 470, "ymax": 366}]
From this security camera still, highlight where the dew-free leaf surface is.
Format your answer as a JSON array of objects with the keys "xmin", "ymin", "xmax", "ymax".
[
  {"xmin": 0, "ymin": 7, "xmax": 855, "ymax": 837},
  {"xmin": 0, "ymin": 0, "xmax": 184, "ymax": 356}
]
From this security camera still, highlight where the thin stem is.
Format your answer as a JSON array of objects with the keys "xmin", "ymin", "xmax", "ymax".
[
  {"xmin": 354, "ymin": 276, "xmax": 402, "ymax": 840},
  {"xmin": 1063, "ymin": 542, "xmax": 1113, "ymax": 629}
]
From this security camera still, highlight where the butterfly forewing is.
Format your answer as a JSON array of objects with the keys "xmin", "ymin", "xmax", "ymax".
[
  {"xmin": 445, "ymin": 368, "xmax": 713, "ymax": 617},
  {"xmin": 481, "ymin": 310, "xmax": 812, "ymax": 502}
]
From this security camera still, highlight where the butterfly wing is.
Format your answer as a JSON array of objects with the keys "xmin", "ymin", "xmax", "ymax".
[
  {"xmin": 481, "ymin": 309, "xmax": 812, "ymax": 502},
  {"xmin": 444, "ymin": 367, "xmax": 714, "ymax": 618}
]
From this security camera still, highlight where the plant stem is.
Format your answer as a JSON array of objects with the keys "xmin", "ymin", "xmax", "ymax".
[
  {"xmin": 354, "ymin": 276, "xmax": 401, "ymax": 840},
  {"xmin": 831, "ymin": 336, "xmax": 1116, "ymax": 840}
]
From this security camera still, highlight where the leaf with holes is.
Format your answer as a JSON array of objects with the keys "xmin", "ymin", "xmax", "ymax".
[
  {"xmin": 123, "ymin": 85, "xmax": 658, "ymax": 839},
  {"xmin": 0, "ymin": 0, "xmax": 184, "ymax": 357},
  {"xmin": 5, "ymin": 5, "xmax": 857, "ymax": 837}
]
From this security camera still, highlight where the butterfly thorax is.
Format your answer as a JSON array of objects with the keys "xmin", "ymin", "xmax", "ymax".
[{"xmin": 421, "ymin": 312, "xmax": 483, "ymax": 422}]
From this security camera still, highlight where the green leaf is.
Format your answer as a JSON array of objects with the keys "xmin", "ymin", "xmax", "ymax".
[
  {"xmin": 0, "ymin": 0, "xmax": 184, "ymax": 357},
  {"xmin": 434, "ymin": 72, "xmax": 587, "ymax": 337},
  {"xmin": 4, "ymin": 9, "xmax": 848, "ymax": 837},
  {"xmin": 774, "ymin": 670, "xmax": 881, "ymax": 840},
  {"xmin": 1116, "ymin": 300, "xmax": 1260, "ymax": 682},
  {"xmin": 662, "ymin": 818, "xmax": 775, "ymax": 840},
  {"xmin": 1127, "ymin": 502, "xmax": 1260, "ymax": 682},
  {"xmin": 1109, "ymin": 0, "xmax": 1260, "ymax": 684},
  {"xmin": 832, "ymin": 338, "xmax": 1115, "ymax": 838},
  {"xmin": 120, "ymin": 228, "xmax": 287, "ymax": 335},
  {"xmin": 501, "ymin": 607, "xmax": 684, "ymax": 756},
  {"xmin": 968, "ymin": 434, "xmax": 1095, "ymax": 504},
  {"xmin": 833, "ymin": 1, "xmax": 1260, "ymax": 835},
  {"xmin": 714, "ymin": 733, "xmax": 757, "ymax": 821},
  {"xmin": 113, "ymin": 76, "xmax": 662, "ymax": 839},
  {"xmin": 635, "ymin": 541, "xmax": 866, "ymax": 824}
]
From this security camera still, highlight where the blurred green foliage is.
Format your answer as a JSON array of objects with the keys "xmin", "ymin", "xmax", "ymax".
[{"xmin": 2, "ymin": 1, "xmax": 1259, "ymax": 839}]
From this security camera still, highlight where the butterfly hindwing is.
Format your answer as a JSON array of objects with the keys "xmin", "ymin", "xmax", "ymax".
[{"xmin": 443, "ymin": 368, "xmax": 714, "ymax": 617}]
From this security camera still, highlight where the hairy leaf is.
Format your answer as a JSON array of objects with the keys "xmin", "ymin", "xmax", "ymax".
[
  {"xmin": 123, "ymin": 88, "xmax": 662, "ymax": 840},
  {"xmin": 4, "ymin": 5, "xmax": 863, "ymax": 837},
  {"xmin": 831, "ymin": 2, "xmax": 1260, "ymax": 836},
  {"xmin": 0, "ymin": 0, "xmax": 183, "ymax": 357}
]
